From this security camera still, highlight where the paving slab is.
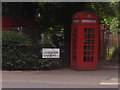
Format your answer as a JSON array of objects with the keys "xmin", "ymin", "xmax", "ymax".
[{"xmin": 2, "ymin": 67, "xmax": 119, "ymax": 88}]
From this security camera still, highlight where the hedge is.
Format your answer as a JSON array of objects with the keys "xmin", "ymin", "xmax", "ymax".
[
  {"xmin": 2, "ymin": 31, "xmax": 62, "ymax": 70},
  {"xmin": 112, "ymin": 46, "xmax": 120, "ymax": 62}
]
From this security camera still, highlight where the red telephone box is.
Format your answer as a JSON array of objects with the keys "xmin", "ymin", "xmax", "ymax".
[
  {"xmin": 99, "ymin": 25, "xmax": 106, "ymax": 58},
  {"xmin": 70, "ymin": 11, "xmax": 99, "ymax": 70}
]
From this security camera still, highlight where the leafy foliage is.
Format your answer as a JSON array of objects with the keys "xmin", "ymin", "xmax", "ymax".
[
  {"xmin": 3, "ymin": 2, "xmax": 120, "ymax": 34},
  {"xmin": 39, "ymin": 59, "xmax": 61, "ymax": 70},
  {"xmin": 2, "ymin": 31, "xmax": 62, "ymax": 70},
  {"xmin": 2, "ymin": 31, "xmax": 38, "ymax": 70},
  {"xmin": 36, "ymin": 2, "xmax": 120, "ymax": 34},
  {"xmin": 2, "ymin": 2, "xmax": 120, "ymax": 64},
  {"xmin": 37, "ymin": 34, "xmax": 62, "ymax": 70},
  {"xmin": 112, "ymin": 46, "xmax": 120, "ymax": 62},
  {"xmin": 87, "ymin": 2, "xmax": 120, "ymax": 34},
  {"xmin": 38, "ymin": 37, "xmax": 56, "ymax": 48}
]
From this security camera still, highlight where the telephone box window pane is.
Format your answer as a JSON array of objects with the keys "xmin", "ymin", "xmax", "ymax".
[
  {"xmin": 84, "ymin": 40, "xmax": 94, "ymax": 44},
  {"xmin": 89, "ymin": 29, "xmax": 91, "ymax": 33},
  {"xmin": 88, "ymin": 46, "xmax": 90, "ymax": 50},
  {"xmin": 91, "ymin": 34, "xmax": 94, "ymax": 38},
  {"xmin": 88, "ymin": 40, "xmax": 90, "ymax": 44},
  {"xmin": 84, "ymin": 28, "xmax": 88, "ymax": 33},
  {"xmin": 84, "ymin": 45, "xmax": 87, "ymax": 50},
  {"xmin": 87, "ymin": 57, "xmax": 91, "ymax": 62},
  {"xmin": 84, "ymin": 40, "xmax": 88, "ymax": 44},
  {"xmin": 91, "ymin": 45, "xmax": 94, "ymax": 50},
  {"xmin": 87, "ymin": 40, "xmax": 89, "ymax": 44},
  {"xmin": 84, "ymin": 57, "xmax": 94, "ymax": 62},
  {"xmin": 84, "ymin": 51, "xmax": 86, "ymax": 55},
  {"xmin": 84, "ymin": 45, "xmax": 91, "ymax": 50},
  {"xmin": 88, "ymin": 51, "xmax": 90, "ymax": 55},
  {"xmin": 86, "ymin": 34, "xmax": 94, "ymax": 38},
  {"xmin": 91, "ymin": 51, "xmax": 94, "ymax": 55},
  {"xmin": 84, "ymin": 40, "xmax": 87, "ymax": 44},
  {"xmin": 91, "ymin": 29, "xmax": 94, "ymax": 33},
  {"xmin": 84, "ymin": 51, "xmax": 92, "ymax": 55},
  {"xmin": 90, "ymin": 28, "xmax": 94, "ymax": 33},
  {"xmin": 88, "ymin": 34, "xmax": 90, "ymax": 38},
  {"xmin": 83, "ymin": 57, "xmax": 86, "ymax": 62},
  {"xmin": 84, "ymin": 28, "xmax": 94, "ymax": 33},
  {"xmin": 84, "ymin": 34, "xmax": 87, "ymax": 38}
]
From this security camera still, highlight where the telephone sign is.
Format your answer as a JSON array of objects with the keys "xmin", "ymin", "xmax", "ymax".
[{"xmin": 82, "ymin": 20, "xmax": 96, "ymax": 23}]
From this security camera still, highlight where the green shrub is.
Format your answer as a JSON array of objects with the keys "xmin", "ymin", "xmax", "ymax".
[
  {"xmin": 105, "ymin": 48, "xmax": 115, "ymax": 59},
  {"xmin": 112, "ymin": 46, "xmax": 120, "ymax": 62},
  {"xmin": 38, "ymin": 34, "xmax": 62, "ymax": 70},
  {"xmin": 2, "ymin": 52, "xmax": 39, "ymax": 70},
  {"xmin": 2, "ymin": 31, "xmax": 62, "ymax": 70},
  {"xmin": 38, "ymin": 38, "xmax": 55, "ymax": 48},
  {"xmin": 2, "ymin": 31, "xmax": 39, "ymax": 70},
  {"xmin": 39, "ymin": 58, "xmax": 61, "ymax": 70}
]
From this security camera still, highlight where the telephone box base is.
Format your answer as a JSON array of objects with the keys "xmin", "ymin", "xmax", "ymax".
[{"xmin": 71, "ymin": 64, "xmax": 98, "ymax": 70}]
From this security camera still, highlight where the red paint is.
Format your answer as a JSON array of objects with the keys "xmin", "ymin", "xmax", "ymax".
[
  {"xmin": 1, "ymin": 17, "xmax": 41, "ymax": 31},
  {"xmin": 70, "ymin": 11, "xmax": 99, "ymax": 70},
  {"xmin": 99, "ymin": 25, "xmax": 105, "ymax": 58}
]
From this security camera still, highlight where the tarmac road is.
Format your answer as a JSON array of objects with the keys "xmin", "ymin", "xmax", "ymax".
[{"xmin": 2, "ymin": 63, "xmax": 119, "ymax": 88}]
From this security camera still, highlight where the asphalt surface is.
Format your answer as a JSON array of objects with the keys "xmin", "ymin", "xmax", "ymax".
[{"xmin": 2, "ymin": 62, "xmax": 119, "ymax": 88}]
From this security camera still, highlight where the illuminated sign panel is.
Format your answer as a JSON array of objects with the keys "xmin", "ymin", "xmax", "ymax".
[
  {"xmin": 82, "ymin": 20, "xmax": 96, "ymax": 23},
  {"xmin": 72, "ymin": 19, "xmax": 96, "ymax": 23}
]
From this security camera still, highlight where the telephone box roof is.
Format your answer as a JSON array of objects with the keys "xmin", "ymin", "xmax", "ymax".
[{"xmin": 72, "ymin": 11, "xmax": 98, "ymax": 19}]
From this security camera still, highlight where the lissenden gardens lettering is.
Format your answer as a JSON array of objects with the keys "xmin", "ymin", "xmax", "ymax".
[{"xmin": 42, "ymin": 48, "xmax": 60, "ymax": 58}]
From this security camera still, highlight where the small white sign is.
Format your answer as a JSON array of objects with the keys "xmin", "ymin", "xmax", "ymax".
[
  {"xmin": 82, "ymin": 20, "xmax": 96, "ymax": 23},
  {"xmin": 42, "ymin": 48, "xmax": 60, "ymax": 58}
]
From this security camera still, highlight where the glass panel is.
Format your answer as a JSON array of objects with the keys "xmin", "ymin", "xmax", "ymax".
[
  {"xmin": 84, "ymin": 51, "xmax": 87, "ymax": 55},
  {"xmin": 84, "ymin": 45, "xmax": 87, "ymax": 50},
  {"xmin": 83, "ymin": 57, "xmax": 86, "ymax": 62},
  {"xmin": 87, "ymin": 57, "xmax": 91, "ymax": 62},
  {"xmin": 84, "ymin": 34, "xmax": 87, "ymax": 38},
  {"xmin": 84, "ymin": 28, "xmax": 88, "ymax": 33},
  {"xmin": 91, "ymin": 45, "xmax": 94, "ymax": 50},
  {"xmin": 83, "ymin": 28, "xmax": 95, "ymax": 62}
]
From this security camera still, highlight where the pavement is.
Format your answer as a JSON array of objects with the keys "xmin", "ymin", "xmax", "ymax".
[{"xmin": 2, "ymin": 62, "xmax": 119, "ymax": 88}]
